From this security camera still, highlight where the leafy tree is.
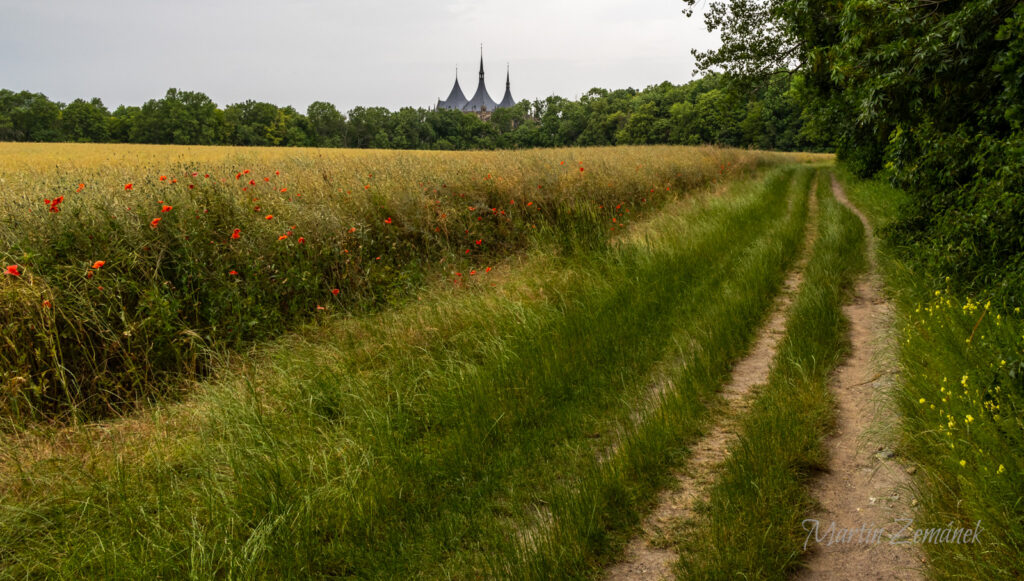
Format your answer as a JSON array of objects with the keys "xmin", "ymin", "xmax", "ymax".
[
  {"xmin": 0, "ymin": 90, "xmax": 62, "ymax": 141},
  {"xmin": 133, "ymin": 89, "xmax": 224, "ymax": 145},
  {"xmin": 61, "ymin": 98, "xmax": 110, "ymax": 142},
  {"xmin": 107, "ymin": 105, "xmax": 140, "ymax": 143},
  {"xmin": 306, "ymin": 101, "xmax": 347, "ymax": 147},
  {"xmin": 224, "ymin": 100, "xmax": 280, "ymax": 146}
]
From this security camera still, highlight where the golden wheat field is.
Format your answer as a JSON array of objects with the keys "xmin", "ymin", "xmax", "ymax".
[{"xmin": 0, "ymin": 142, "xmax": 828, "ymax": 421}]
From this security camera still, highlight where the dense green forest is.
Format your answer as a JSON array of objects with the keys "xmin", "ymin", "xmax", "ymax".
[
  {"xmin": 682, "ymin": 0, "xmax": 1024, "ymax": 304},
  {"xmin": 0, "ymin": 73, "xmax": 829, "ymax": 151}
]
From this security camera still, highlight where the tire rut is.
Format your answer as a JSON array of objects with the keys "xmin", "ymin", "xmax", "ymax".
[{"xmin": 794, "ymin": 175, "xmax": 925, "ymax": 580}]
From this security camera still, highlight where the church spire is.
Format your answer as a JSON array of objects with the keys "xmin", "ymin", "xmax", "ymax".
[
  {"xmin": 465, "ymin": 43, "xmax": 498, "ymax": 112},
  {"xmin": 499, "ymin": 62, "xmax": 516, "ymax": 109},
  {"xmin": 437, "ymin": 65, "xmax": 468, "ymax": 111}
]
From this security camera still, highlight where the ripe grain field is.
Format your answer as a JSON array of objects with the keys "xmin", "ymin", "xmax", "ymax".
[{"xmin": 1, "ymin": 143, "xmax": 837, "ymax": 578}]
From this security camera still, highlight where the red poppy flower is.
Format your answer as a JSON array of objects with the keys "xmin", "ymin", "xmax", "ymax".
[
  {"xmin": 475, "ymin": 239, "xmax": 482, "ymax": 245},
  {"xmin": 263, "ymin": 177, "xmax": 270, "ymax": 182},
  {"xmin": 317, "ymin": 305, "xmax": 326, "ymax": 311},
  {"xmin": 231, "ymin": 228, "xmax": 241, "ymax": 239},
  {"xmin": 469, "ymin": 270, "xmax": 477, "ymax": 276},
  {"xmin": 278, "ymin": 234, "xmax": 288, "ymax": 241},
  {"xmin": 42, "ymin": 299, "xmax": 52, "ymax": 308},
  {"xmin": 384, "ymin": 217, "xmax": 392, "ymax": 224},
  {"xmin": 125, "ymin": 183, "xmax": 133, "ymax": 190},
  {"xmin": 91, "ymin": 260, "xmax": 105, "ymax": 269},
  {"xmin": 527, "ymin": 201, "xmax": 534, "ymax": 206},
  {"xmin": 243, "ymin": 169, "xmax": 250, "ymax": 175},
  {"xmin": 150, "ymin": 217, "xmax": 161, "ymax": 228},
  {"xmin": 236, "ymin": 173, "xmax": 242, "ymax": 180},
  {"xmin": 5, "ymin": 265, "xmax": 20, "ymax": 276},
  {"xmin": 348, "ymin": 227, "xmax": 356, "ymax": 233},
  {"xmin": 228, "ymin": 270, "xmax": 238, "ymax": 275},
  {"xmin": 77, "ymin": 183, "xmax": 85, "ymax": 192},
  {"xmin": 265, "ymin": 215, "xmax": 273, "ymax": 220},
  {"xmin": 204, "ymin": 174, "xmax": 210, "ymax": 178},
  {"xmin": 249, "ymin": 180, "xmax": 256, "ymax": 186},
  {"xmin": 161, "ymin": 205, "xmax": 173, "ymax": 212},
  {"xmin": 189, "ymin": 184, "xmax": 195, "ymax": 189},
  {"xmin": 275, "ymin": 170, "xmax": 280, "ymax": 175},
  {"xmin": 331, "ymin": 288, "xmax": 340, "ymax": 295},
  {"xmin": 298, "ymin": 237, "xmax": 305, "ymax": 244},
  {"xmin": 280, "ymin": 188, "xmax": 288, "ymax": 193},
  {"xmin": 579, "ymin": 167, "xmax": 584, "ymax": 173},
  {"xmin": 485, "ymin": 267, "xmax": 492, "ymax": 273},
  {"xmin": 159, "ymin": 175, "xmax": 167, "ymax": 181}
]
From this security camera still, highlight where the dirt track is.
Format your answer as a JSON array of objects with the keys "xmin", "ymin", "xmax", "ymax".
[
  {"xmin": 605, "ymin": 181, "xmax": 819, "ymax": 581},
  {"xmin": 795, "ymin": 176, "xmax": 925, "ymax": 580}
]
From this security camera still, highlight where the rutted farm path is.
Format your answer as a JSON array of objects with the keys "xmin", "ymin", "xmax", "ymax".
[
  {"xmin": 604, "ymin": 180, "xmax": 820, "ymax": 581},
  {"xmin": 795, "ymin": 177, "xmax": 926, "ymax": 579}
]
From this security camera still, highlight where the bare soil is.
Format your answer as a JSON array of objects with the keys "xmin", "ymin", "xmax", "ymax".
[
  {"xmin": 794, "ymin": 176, "xmax": 925, "ymax": 580},
  {"xmin": 604, "ymin": 184, "xmax": 819, "ymax": 581}
]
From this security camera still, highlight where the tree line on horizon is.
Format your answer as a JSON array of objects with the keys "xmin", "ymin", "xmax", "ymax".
[{"xmin": 0, "ymin": 73, "xmax": 832, "ymax": 152}]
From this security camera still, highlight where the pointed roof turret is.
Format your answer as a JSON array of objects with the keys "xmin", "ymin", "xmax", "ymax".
[
  {"xmin": 464, "ymin": 44, "xmax": 498, "ymax": 113},
  {"xmin": 437, "ymin": 66, "xmax": 468, "ymax": 111},
  {"xmin": 498, "ymin": 63, "xmax": 516, "ymax": 109}
]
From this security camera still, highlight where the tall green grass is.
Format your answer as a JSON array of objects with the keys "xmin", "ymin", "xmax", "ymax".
[
  {"xmin": 839, "ymin": 170, "xmax": 1024, "ymax": 579},
  {"xmin": 0, "ymin": 145, "xmax": 797, "ymax": 423},
  {"xmin": 0, "ymin": 167, "xmax": 811, "ymax": 578},
  {"xmin": 674, "ymin": 171, "xmax": 867, "ymax": 578}
]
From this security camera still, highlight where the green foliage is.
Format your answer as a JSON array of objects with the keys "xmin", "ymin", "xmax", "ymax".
[
  {"xmin": 842, "ymin": 172, "xmax": 1024, "ymax": 580},
  {"xmin": 687, "ymin": 0, "xmax": 1024, "ymax": 303},
  {"xmin": 0, "ymin": 75, "xmax": 832, "ymax": 152},
  {"xmin": 60, "ymin": 98, "xmax": 110, "ymax": 143},
  {"xmin": 0, "ymin": 89, "xmax": 62, "ymax": 141}
]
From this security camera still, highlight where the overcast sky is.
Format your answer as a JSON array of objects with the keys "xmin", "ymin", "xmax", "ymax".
[{"xmin": 0, "ymin": 0, "xmax": 718, "ymax": 113}]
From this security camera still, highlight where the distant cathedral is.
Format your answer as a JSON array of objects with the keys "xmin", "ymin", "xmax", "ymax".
[{"xmin": 436, "ymin": 47, "xmax": 516, "ymax": 113}]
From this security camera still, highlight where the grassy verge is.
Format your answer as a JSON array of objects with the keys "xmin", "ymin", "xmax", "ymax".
[
  {"xmin": 673, "ymin": 170, "xmax": 867, "ymax": 578},
  {"xmin": 839, "ymin": 170, "xmax": 1024, "ymax": 579},
  {"xmin": 0, "ymin": 144, "xmax": 817, "ymax": 423},
  {"xmin": 1, "ymin": 167, "xmax": 810, "ymax": 578}
]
